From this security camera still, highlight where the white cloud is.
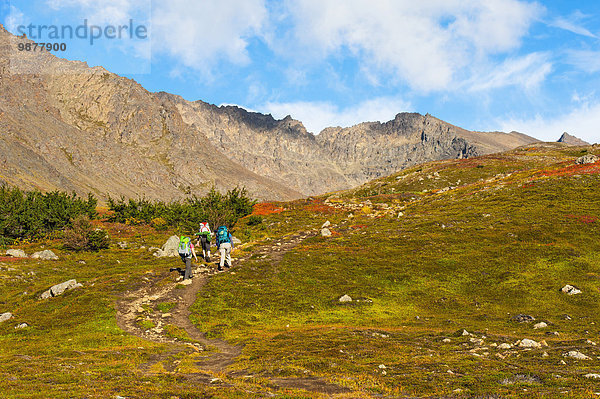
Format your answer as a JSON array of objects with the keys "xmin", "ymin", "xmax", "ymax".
[
  {"xmin": 152, "ymin": 0, "xmax": 267, "ymax": 76},
  {"xmin": 4, "ymin": 5, "xmax": 26, "ymax": 32},
  {"xmin": 499, "ymin": 102, "xmax": 600, "ymax": 143},
  {"xmin": 467, "ymin": 52, "xmax": 552, "ymax": 91},
  {"xmin": 565, "ymin": 50, "xmax": 600, "ymax": 74},
  {"xmin": 46, "ymin": 0, "xmax": 144, "ymax": 25},
  {"xmin": 550, "ymin": 11, "xmax": 597, "ymax": 38},
  {"xmin": 260, "ymin": 97, "xmax": 412, "ymax": 134},
  {"xmin": 276, "ymin": 0, "xmax": 543, "ymax": 92}
]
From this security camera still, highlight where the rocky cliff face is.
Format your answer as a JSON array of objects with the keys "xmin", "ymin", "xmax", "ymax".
[
  {"xmin": 0, "ymin": 25, "xmax": 539, "ymax": 201},
  {"xmin": 557, "ymin": 132, "xmax": 590, "ymax": 146}
]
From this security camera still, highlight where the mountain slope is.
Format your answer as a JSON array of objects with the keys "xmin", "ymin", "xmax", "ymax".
[
  {"xmin": 1, "ymin": 25, "xmax": 538, "ymax": 200},
  {"xmin": 0, "ymin": 26, "xmax": 302, "ymax": 201}
]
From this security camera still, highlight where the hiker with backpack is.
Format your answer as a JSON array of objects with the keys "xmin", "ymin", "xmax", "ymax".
[
  {"xmin": 195, "ymin": 221, "xmax": 212, "ymax": 262},
  {"xmin": 215, "ymin": 225, "xmax": 234, "ymax": 271},
  {"xmin": 177, "ymin": 236, "xmax": 198, "ymax": 280}
]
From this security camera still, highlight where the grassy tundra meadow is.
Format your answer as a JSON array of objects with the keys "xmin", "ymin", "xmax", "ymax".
[{"xmin": 1, "ymin": 143, "xmax": 600, "ymax": 398}]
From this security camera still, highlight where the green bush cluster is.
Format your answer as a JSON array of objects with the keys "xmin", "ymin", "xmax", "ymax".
[
  {"xmin": 107, "ymin": 187, "xmax": 255, "ymax": 233},
  {"xmin": 0, "ymin": 186, "xmax": 97, "ymax": 243},
  {"xmin": 62, "ymin": 215, "xmax": 110, "ymax": 252}
]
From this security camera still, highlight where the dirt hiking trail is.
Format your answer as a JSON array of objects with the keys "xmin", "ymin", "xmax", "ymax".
[{"xmin": 115, "ymin": 228, "xmax": 352, "ymax": 395}]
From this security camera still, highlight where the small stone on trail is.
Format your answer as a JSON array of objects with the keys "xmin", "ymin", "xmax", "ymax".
[
  {"xmin": 534, "ymin": 322, "xmax": 548, "ymax": 329},
  {"xmin": 561, "ymin": 285, "xmax": 581, "ymax": 295},
  {"xmin": 181, "ymin": 279, "xmax": 192, "ymax": 286},
  {"xmin": 0, "ymin": 312, "xmax": 13, "ymax": 323},
  {"xmin": 339, "ymin": 294, "xmax": 352, "ymax": 303}
]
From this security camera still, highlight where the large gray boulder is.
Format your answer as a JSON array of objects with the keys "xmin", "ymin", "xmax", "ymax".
[
  {"xmin": 575, "ymin": 154, "xmax": 598, "ymax": 164},
  {"xmin": 31, "ymin": 250, "xmax": 59, "ymax": 260},
  {"xmin": 0, "ymin": 312, "xmax": 13, "ymax": 323},
  {"xmin": 153, "ymin": 235, "xmax": 180, "ymax": 257},
  {"xmin": 40, "ymin": 279, "xmax": 83, "ymax": 299},
  {"xmin": 6, "ymin": 249, "xmax": 27, "ymax": 258}
]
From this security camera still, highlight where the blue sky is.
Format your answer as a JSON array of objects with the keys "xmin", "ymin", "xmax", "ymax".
[{"xmin": 2, "ymin": 0, "xmax": 599, "ymax": 143}]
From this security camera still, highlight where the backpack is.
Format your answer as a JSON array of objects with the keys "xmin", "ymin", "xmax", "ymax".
[
  {"xmin": 216, "ymin": 226, "xmax": 230, "ymax": 244},
  {"xmin": 178, "ymin": 236, "xmax": 191, "ymax": 256},
  {"xmin": 198, "ymin": 222, "xmax": 211, "ymax": 235}
]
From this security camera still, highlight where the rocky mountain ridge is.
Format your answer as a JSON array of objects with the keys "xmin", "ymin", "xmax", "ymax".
[{"xmin": 1, "ymin": 25, "xmax": 540, "ymax": 201}]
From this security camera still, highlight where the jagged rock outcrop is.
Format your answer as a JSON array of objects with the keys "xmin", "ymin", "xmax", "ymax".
[
  {"xmin": 557, "ymin": 132, "xmax": 590, "ymax": 146},
  {"xmin": 171, "ymin": 96, "xmax": 539, "ymax": 195}
]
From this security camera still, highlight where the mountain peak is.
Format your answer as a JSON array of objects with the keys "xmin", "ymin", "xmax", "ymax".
[{"xmin": 557, "ymin": 132, "xmax": 589, "ymax": 146}]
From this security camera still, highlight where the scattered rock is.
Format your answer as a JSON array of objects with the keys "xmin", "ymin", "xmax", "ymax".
[
  {"xmin": 321, "ymin": 228, "xmax": 332, "ymax": 237},
  {"xmin": 561, "ymin": 285, "xmax": 582, "ymax": 295},
  {"xmin": 513, "ymin": 314, "xmax": 535, "ymax": 323},
  {"xmin": 575, "ymin": 154, "xmax": 598, "ymax": 164},
  {"xmin": 40, "ymin": 279, "xmax": 83, "ymax": 299},
  {"xmin": 584, "ymin": 373, "xmax": 600, "ymax": 379},
  {"xmin": 542, "ymin": 352, "xmax": 549, "ymax": 358},
  {"xmin": 519, "ymin": 339, "xmax": 542, "ymax": 348},
  {"xmin": 501, "ymin": 374, "xmax": 542, "ymax": 385},
  {"xmin": 378, "ymin": 364, "xmax": 386, "ymax": 369},
  {"xmin": 498, "ymin": 343, "xmax": 512, "ymax": 350},
  {"xmin": 442, "ymin": 338, "xmax": 451, "ymax": 343},
  {"xmin": 564, "ymin": 351, "xmax": 590, "ymax": 360},
  {"xmin": 117, "ymin": 242, "xmax": 128, "ymax": 249},
  {"xmin": 534, "ymin": 322, "xmax": 548, "ymax": 329},
  {"xmin": 31, "ymin": 250, "xmax": 59, "ymax": 260},
  {"xmin": 347, "ymin": 213, "xmax": 354, "ymax": 219},
  {"xmin": 154, "ymin": 236, "xmax": 180, "ymax": 257},
  {"xmin": 231, "ymin": 236, "xmax": 242, "ymax": 245},
  {"xmin": 180, "ymin": 279, "xmax": 192, "ymax": 286},
  {"xmin": 78, "ymin": 260, "xmax": 86, "ymax": 264},
  {"xmin": 461, "ymin": 329, "xmax": 470, "ymax": 336},
  {"xmin": 0, "ymin": 312, "xmax": 13, "ymax": 323},
  {"xmin": 339, "ymin": 294, "xmax": 352, "ymax": 303},
  {"xmin": 6, "ymin": 249, "xmax": 27, "ymax": 258},
  {"xmin": 321, "ymin": 220, "xmax": 331, "ymax": 228},
  {"xmin": 15, "ymin": 323, "xmax": 28, "ymax": 329}
]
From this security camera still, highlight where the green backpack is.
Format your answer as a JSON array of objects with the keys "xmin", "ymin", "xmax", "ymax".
[{"xmin": 178, "ymin": 236, "xmax": 191, "ymax": 256}]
